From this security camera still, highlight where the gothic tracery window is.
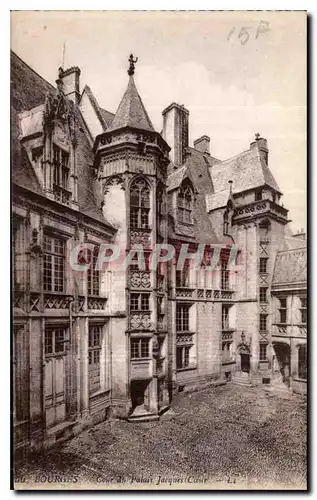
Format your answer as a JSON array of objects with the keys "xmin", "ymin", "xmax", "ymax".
[
  {"xmin": 177, "ymin": 182, "xmax": 193, "ymax": 224},
  {"xmin": 130, "ymin": 178, "xmax": 150, "ymax": 229}
]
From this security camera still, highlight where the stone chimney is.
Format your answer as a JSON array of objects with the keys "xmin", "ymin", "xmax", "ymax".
[
  {"xmin": 57, "ymin": 66, "xmax": 81, "ymax": 104},
  {"xmin": 250, "ymin": 133, "xmax": 269, "ymax": 165},
  {"xmin": 194, "ymin": 135, "xmax": 210, "ymax": 155},
  {"xmin": 162, "ymin": 103, "xmax": 189, "ymax": 167}
]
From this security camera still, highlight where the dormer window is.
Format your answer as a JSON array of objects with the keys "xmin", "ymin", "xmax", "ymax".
[
  {"xmin": 130, "ymin": 178, "xmax": 150, "ymax": 229},
  {"xmin": 177, "ymin": 181, "xmax": 193, "ymax": 224},
  {"xmin": 53, "ymin": 144, "xmax": 70, "ymax": 204}
]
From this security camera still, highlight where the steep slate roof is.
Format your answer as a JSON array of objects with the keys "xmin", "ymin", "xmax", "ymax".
[
  {"xmin": 272, "ymin": 246, "xmax": 307, "ymax": 287},
  {"xmin": 11, "ymin": 51, "xmax": 54, "ymax": 194},
  {"xmin": 208, "ymin": 145, "xmax": 281, "ymax": 209},
  {"xmin": 167, "ymin": 147, "xmax": 219, "ymax": 244},
  {"xmin": 108, "ymin": 75, "xmax": 155, "ymax": 132},
  {"xmin": 11, "ymin": 51, "xmax": 112, "ymax": 226}
]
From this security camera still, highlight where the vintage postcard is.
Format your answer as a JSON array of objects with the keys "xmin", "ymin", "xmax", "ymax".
[{"xmin": 11, "ymin": 10, "xmax": 307, "ymax": 490}]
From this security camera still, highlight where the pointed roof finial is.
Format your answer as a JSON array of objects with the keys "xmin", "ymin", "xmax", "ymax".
[
  {"xmin": 128, "ymin": 54, "xmax": 138, "ymax": 76},
  {"xmin": 228, "ymin": 180, "xmax": 233, "ymax": 195},
  {"xmin": 255, "ymin": 132, "xmax": 261, "ymax": 141}
]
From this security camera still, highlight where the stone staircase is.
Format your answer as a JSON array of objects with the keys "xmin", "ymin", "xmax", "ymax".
[{"xmin": 232, "ymin": 372, "xmax": 252, "ymax": 387}]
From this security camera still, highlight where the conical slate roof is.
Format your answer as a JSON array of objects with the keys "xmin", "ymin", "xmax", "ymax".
[{"xmin": 108, "ymin": 75, "xmax": 155, "ymax": 132}]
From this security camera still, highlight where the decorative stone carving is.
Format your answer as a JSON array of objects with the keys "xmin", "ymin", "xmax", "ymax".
[
  {"xmin": 222, "ymin": 330, "xmax": 233, "ymax": 341},
  {"xmin": 130, "ymin": 270, "xmax": 151, "ymax": 289},
  {"xmin": 87, "ymin": 297, "xmax": 107, "ymax": 310},
  {"xmin": 130, "ymin": 229, "xmax": 151, "ymax": 248},
  {"xmin": 197, "ymin": 289, "xmax": 204, "ymax": 299},
  {"xmin": 43, "ymin": 88, "xmax": 76, "ymax": 145},
  {"xmin": 29, "ymin": 294, "xmax": 41, "ymax": 312},
  {"xmin": 175, "ymin": 288, "xmax": 194, "ymax": 298},
  {"xmin": 14, "ymin": 290, "xmax": 25, "ymax": 310},
  {"xmin": 157, "ymin": 274, "xmax": 164, "ymax": 292},
  {"xmin": 103, "ymin": 175, "xmax": 125, "ymax": 194},
  {"xmin": 206, "ymin": 289, "xmax": 213, "ymax": 299},
  {"xmin": 44, "ymin": 294, "xmax": 72, "ymax": 309},
  {"xmin": 176, "ymin": 333, "xmax": 194, "ymax": 345},
  {"xmin": 130, "ymin": 311, "xmax": 151, "ymax": 330},
  {"xmin": 75, "ymin": 296, "xmax": 85, "ymax": 313}
]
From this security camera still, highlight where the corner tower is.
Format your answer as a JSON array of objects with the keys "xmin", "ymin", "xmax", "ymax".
[{"xmin": 94, "ymin": 55, "xmax": 170, "ymax": 420}]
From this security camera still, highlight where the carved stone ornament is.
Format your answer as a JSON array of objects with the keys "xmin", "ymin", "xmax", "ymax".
[
  {"xmin": 43, "ymin": 88, "xmax": 77, "ymax": 145},
  {"xmin": 103, "ymin": 175, "xmax": 125, "ymax": 195}
]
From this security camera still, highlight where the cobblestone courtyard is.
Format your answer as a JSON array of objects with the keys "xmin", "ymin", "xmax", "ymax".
[{"xmin": 15, "ymin": 384, "xmax": 307, "ymax": 490}]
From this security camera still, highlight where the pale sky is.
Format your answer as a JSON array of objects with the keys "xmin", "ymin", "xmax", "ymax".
[{"xmin": 11, "ymin": 10, "xmax": 306, "ymax": 232}]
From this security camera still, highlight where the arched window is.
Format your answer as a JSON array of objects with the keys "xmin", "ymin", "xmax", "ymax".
[
  {"xmin": 177, "ymin": 182, "xmax": 193, "ymax": 223},
  {"xmin": 130, "ymin": 178, "xmax": 150, "ymax": 229}
]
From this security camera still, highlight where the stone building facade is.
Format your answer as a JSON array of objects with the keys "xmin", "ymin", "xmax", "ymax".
[{"xmin": 12, "ymin": 52, "xmax": 307, "ymax": 454}]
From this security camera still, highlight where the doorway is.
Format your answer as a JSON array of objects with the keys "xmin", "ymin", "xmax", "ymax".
[{"xmin": 240, "ymin": 353, "xmax": 250, "ymax": 373}]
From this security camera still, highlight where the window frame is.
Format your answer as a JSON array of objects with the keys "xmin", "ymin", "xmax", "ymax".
[
  {"xmin": 130, "ymin": 338, "xmax": 150, "ymax": 359},
  {"xmin": 177, "ymin": 182, "xmax": 194, "ymax": 224},
  {"xmin": 300, "ymin": 297, "xmax": 307, "ymax": 324},
  {"xmin": 222, "ymin": 305, "xmax": 230, "ymax": 330},
  {"xmin": 278, "ymin": 297, "xmax": 287, "ymax": 324},
  {"xmin": 87, "ymin": 246, "xmax": 100, "ymax": 296},
  {"xmin": 129, "ymin": 293, "xmax": 150, "ymax": 312},
  {"xmin": 53, "ymin": 144, "xmax": 70, "ymax": 190},
  {"xmin": 259, "ymin": 343, "xmax": 268, "ymax": 361},
  {"xmin": 260, "ymin": 314, "xmax": 267, "ymax": 332},
  {"xmin": 176, "ymin": 304, "xmax": 190, "ymax": 332},
  {"xmin": 259, "ymin": 287, "xmax": 268, "ymax": 303},
  {"xmin": 43, "ymin": 233, "xmax": 66, "ymax": 293},
  {"xmin": 88, "ymin": 325, "xmax": 103, "ymax": 395},
  {"xmin": 45, "ymin": 326, "xmax": 67, "ymax": 357},
  {"xmin": 298, "ymin": 345, "xmax": 307, "ymax": 380},
  {"xmin": 259, "ymin": 257, "xmax": 268, "ymax": 273},
  {"xmin": 176, "ymin": 345, "xmax": 190, "ymax": 369},
  {"xmin": 129, "ymin": 178, "xmax": 150, "ymax": 230}
]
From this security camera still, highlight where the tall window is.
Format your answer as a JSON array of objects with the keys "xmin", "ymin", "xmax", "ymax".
[
  {"xmin": 221, "ymin": 260, "xmax": 230, "ymax": 290},
  {"xmin": 279, "ymin": 298, "xmax": 287, "ymax": 323},
  {"xmin": 130, "ymin": 178, "xmax": 150, "ymax": 229},
  {"xmin": 260, "ymin": 314, "xmax": 267, "ymax": 332},
  {"xmin": 259, "ymin": 343, "xmax": 267, "ymax": 361},
  {"xmin": 130, "ymin": 293, "xmax": 150, "ymax": 311},
  {"xmin": 222, "ymin": 305, "xmax": 230, "ymax": 330},
  {"xmin": 298, "ymin": 345, "xmax": 307, "ymax": 379},
  {"xmin": 177, "ymin": 182, "xmax": 193, "ymax": 223},
  {"xmin": 259, "ymin": 287, "xmax": 268, "ymax": 303},
  {"xmin": 131, "ymin": 338, "xmax": 150, "ymax": 359},
  {"xmin": 45, "ymin": 326, "xmax": 67, "ymax": 356},
  {"xmin": 259, "ymin": 220, "xmax": 270, "ymax": 243},
  {"xmin": 88, "ymin": 325, "xmax": 102, "ymax": 394},
  {"xmin": 53, "ymin": 144, "xmax": 69, "ymax": 189},
  {"xmin": 222, "ymin": 342, "xmax": 233, "ymax": 363},
  {"xmin": 87, "ymin": 246, "xmax": 100, "ymax": 296},
  {"xmin": 259, "ymin": 258, "xmax": 268, "ymax": 273},
  {"xmin": 13, "ymin": 217, "xmax": 26, "ymax": 290},
  {"xmin": 176, "ymin": 261, "xmax": 190, "ymax": 287},
  {"xmin": 43, "ymin": 234, "xmax": 65, "ymax": 292},
  {"xmin": 176, "ymin": 304, "xmax": 190, "ymax": 331},
  {"xmin": 176, "ymin": 346, "xmax": 190, "ymax": 369},
  {"xmin": 300, "ymin": 297, "xmax": 307, "ymax": 324}
]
